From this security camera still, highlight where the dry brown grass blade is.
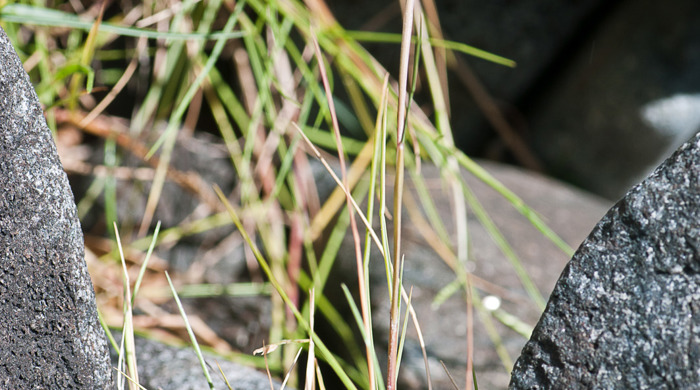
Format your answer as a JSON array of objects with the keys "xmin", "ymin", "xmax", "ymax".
[
  {"xmin": 261, "ymin": 340, "xmax": 275, "ymax": 390},
  {"xmin": 216, "ymin": 361, "xmax": 236, "ymax": 390},
  {"xmin": 280, "ymin": 346, "xmax": 304, "ymax": 389},
  {"xmin": 315, "ymin": 359, "xmax": 327, "ymax": 390},
  {"xmin": 440, "ymin": 360, "xmax": 460, "ymax": 390}
]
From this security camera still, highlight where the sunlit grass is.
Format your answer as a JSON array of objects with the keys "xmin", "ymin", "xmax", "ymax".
[{"xmin": 0, "ymin": 0, "xmax": 574, "ymax": 388}]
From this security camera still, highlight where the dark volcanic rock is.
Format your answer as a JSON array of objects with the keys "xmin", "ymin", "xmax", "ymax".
[
  {"xmin": 0, "ymin": 28, "xmax": 112, "ymax": 387},
  {"xmin": 510, "ymin": 131, "xmax": 700, "ymax": 389}
]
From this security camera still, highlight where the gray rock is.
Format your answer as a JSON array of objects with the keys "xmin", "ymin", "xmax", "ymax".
[
  {"xmin": 110, "ymin": 333, "xmax": 286, "ymax": 390},
  {"xmin": 0, "ymin": 27, "xmax": 112, "ymax": 387},
  {"xmin": 335, "ymin": 160, "xmax": 610, "ymax": 389},
  {"xmin": 509, "ymin": 131, "xmax": 700, "ymax": 388}
]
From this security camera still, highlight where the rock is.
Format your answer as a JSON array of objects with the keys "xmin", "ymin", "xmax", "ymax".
[
  {"xmin": 0, "ymin": 27, "xmax": 112, "ymax": 387},
  {"xmin": 334, "ymin": 160, "xmax": 611, "ymax": 389},
  {"xmin": 110, "ymin": 333, "xmax": 286, "ymax": 390},
  {"xmin": 509, "ymin": 131, "xmax": 700, "ymax": 388},
  {"xmin": 530, "ymin": 0, "xmax": 700, "ymax": 199}
]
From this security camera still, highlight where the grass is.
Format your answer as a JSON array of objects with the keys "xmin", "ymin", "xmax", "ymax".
[{"xmin": 1, "ymin": 0, "xmax": 573, "ymax": 388}]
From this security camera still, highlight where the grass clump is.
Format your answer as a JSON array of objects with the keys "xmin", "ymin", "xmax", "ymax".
[{"xmin": 1, "ymin": 0, "xmax": 572, "ymax": 388}]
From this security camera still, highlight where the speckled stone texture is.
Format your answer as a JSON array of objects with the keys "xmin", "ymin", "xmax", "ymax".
[
  {"xmin": 510, "ymin": 131, "xmax": 700, "ymax": 389},
  {"xmin": 0, "ymin": 27, "xmax": 112, "ymax": 388}
]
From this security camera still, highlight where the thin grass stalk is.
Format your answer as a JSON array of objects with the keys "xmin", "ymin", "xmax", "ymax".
[
  {"xmin": 405, "ymin": 16, "xmax": 423, "ymax": 169},
  {"xmin": 420, "ymin": 0, "xmax": 449, "ymax": 114},
  {"xmin": 298, "ymin": 213, "xmax": 369, "ymax": 369},
  {"xmin": 131, "ymin": 0, "xmax": 194, "ymax": 131},
  {"xmin": 361, "ymin": 74, "xmax": 391, "ymax": 390},
  {"xmin": 315, "ymin": 361, "xmax": 327, "ymax": 390},
  {"xmin": 216, "ymin": 362, "xmax": 235, "ymax": 390},
  {"xmin": 305, "ymin": 288, "xmax": 316, "ymax": 390},
  {"xmin": 462, "ymin": 181, "xmax": 546, "ymax": 309},
  {"xmin": 395, "ymin": 278, "xmax": 411, "ymax": 384},
  {"xmin": 440, "ymin": 360, "xmax": 460, "ymax": 390},
  {"xmin": 387, "ymin": 1, "xmax": 414, "ymax": 388},
  {"xmin": 213, "ymin": 186, "xmax": 358, "ymax": 389},
  {"xmin": 465, "ymin": 284, "xmax": 475, "ymax": 390},
  {"xmin": 303, "ymin": 159, "xmax": 380, "ymax": 376},
  {"xmin": 98, "ymin": 309, "xmax": 119, "ymax": 353},
  {"xmin": 113, "ymin": 368, "xmax": 148, "ymax": 390},
  {"xmin": 261, "ymin": 340, "xmax": 274, "ymax": 390},
  {"xmin": 429, "ymin": 140, "xmax": 574, "ymax": 256},
  {"xmin": 114, "ymin": 223, "xmax": 139, "ymax": 390},
  {"xmin": 311, "ymin": 29, "xmax": 375, "ymax": 390},
  {"xmin": 343, "ymin": 31, "xmax": 515, "ymax": 68},
  {"xmin": 378, "ymin": 94, "xmax": 391, "ymax": 296},
  {"xmin": 403, "ymin": 289, "xmax": 432, "ymax": 390},
  {"xmin": 293, "ymin": 125, "xmax": 386, "ymax": 257},
  {"xmin": 309, "ymin": 139, "xmax": 377, "ymax": 240},
  {"xmin": 165, "ymin": 271, "xmax": 216, "ymax": 389},
  {"xmin": 131, "ymin": 221, "xmax": 162, "ymax": 302},
  {"xmin": 279, "ymin": 346, "xmax": 304, "ymax": 389},
  {"xmin": 412, "ymin": 6, "xmax": 477, "ymax": 388},
  {"xmin": 340, "ymin": 285, "xmax": 386, "ymax": 390}
]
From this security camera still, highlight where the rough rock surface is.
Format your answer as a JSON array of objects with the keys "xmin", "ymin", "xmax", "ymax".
[
  {"xmin": 333, "ymin": 160, "xmax": 611, "ymax": 389},
  {"xmin": 0, "ymin": 27, "xmax": 112, "ymax": 387},
  {"xmin": 510, "ymin": 131, "xmax": 700, "ymax": 388},
  {"xmin": 109, "ymin": 333, "xmax": 285, "ymax": 390}
]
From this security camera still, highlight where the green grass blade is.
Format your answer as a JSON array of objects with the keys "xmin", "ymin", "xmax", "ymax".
[
  {"xmin": 132, "ymin": 221, "xmax": 162, "ymax": 303},
  {"xmin": 346, "ymin": 30, "xmax": 515, "ymax": 67},
  {"xmin": 165, "ymin": 271, "xmax": 215, "ymax": 389},
  {"xmin": 0, "ymin": 4, "xmax": 246, "ymax": 40},
  {"xmin": 214, "ymin": 186, "xmax": 358, "ymax": 390},
  {"xmin": 341, "ymin": 285, "xmax": 386, "ymax": 390}
]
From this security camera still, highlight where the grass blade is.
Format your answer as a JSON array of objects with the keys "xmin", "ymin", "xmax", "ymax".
[
  {"xmin": 0, "ymin": 4, "xmax": 246, "ymax": 40},
  {"xmin": 165, "ymin": 271, "xmax": 216, "ymax": 389}
]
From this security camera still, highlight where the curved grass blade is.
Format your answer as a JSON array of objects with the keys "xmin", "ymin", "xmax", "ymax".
[
  {"xmin": 0, "ymin": 4, "xmax": 246, "ymax": 41},
  {"xmin": 165, "ymin": 271, "xmax": 216, "ymax": 389},
  {"xmin": 346, "ymin": 30, "xmax": 515, "ymax": 68}
]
